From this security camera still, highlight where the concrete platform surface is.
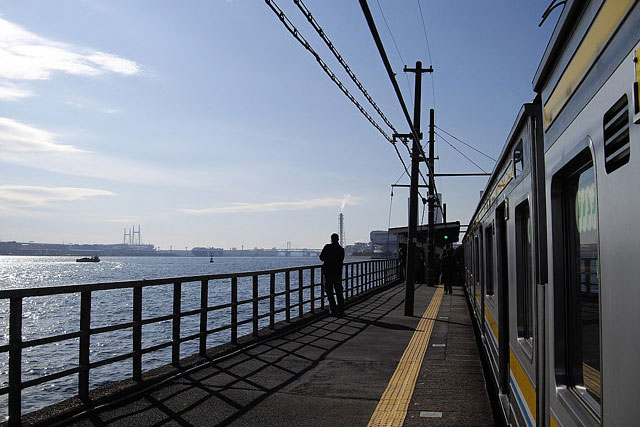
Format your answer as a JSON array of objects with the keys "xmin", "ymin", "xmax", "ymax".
[{"xmin": 66, "ymin": 284, "xmax": 494, "ymax": 427}]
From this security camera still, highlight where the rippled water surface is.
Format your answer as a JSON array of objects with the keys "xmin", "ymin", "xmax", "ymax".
[{"xmin": 0, "ymin": 256, "xmax": 327, "ymax": 419}]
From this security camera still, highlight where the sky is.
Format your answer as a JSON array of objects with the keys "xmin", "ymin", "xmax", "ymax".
[{"xmin": 0, "ymin": 0, "xmax": 557, "ymax": 250}]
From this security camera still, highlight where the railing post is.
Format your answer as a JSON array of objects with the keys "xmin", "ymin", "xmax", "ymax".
[
  {"xmin": 310, "ymin": 268, "xmax": 315, "ymax": 313},
  {"xmin": 365, "ymin": 262, "xmax": 369, "ymax": 291},
  {"xmin": 231, "ymin": 276, "xmax": 238, "ymax": 344},
  {"xmin": 269, "ymin": 273, "xmax": 276, "ymax": 329},
  {"xmin": 79, "ymin": 291, "xmax": 91, "ymax": 402},
  {"xmin": 350, "ymin": 264, "xmax": 354, "ymax": 298},
  {"xmin": 384, "ymin": 260, "xmax": 388, "ymax": 284},
  {"xmin": 200, "ymin": 279, "xmax": 208, "ymax": 356},
  {"xmin": 172, "ymin": 282, "xmax": 181, "ymax": 367},
  {"xmin": 343, "ymin": 265, "xmax": 348, "ymax": 302},
  {"xmin": 8, "ymin": 297, "xmax": 22, "ymax": 426},
  {"xmin": 133, "ymin": 286, "xmax": 142, "ymax": 382},
  {"xmin": 320, "ymin": 272, "xmax": 325, "ymax": 310},
  {"xmin": 374, "ymin": 261, "xmax": 377, "ymax": 288},
  {"xmin": 285, "ymin": 270, "xmax": 291, "ymax": 322},
  {"xmin": 298, "ymin": 269, "xmax": 304, "ymax": 318},
  {"xmin": 358, "ymin": 263, "xmax": 362, "ymax": 294},
  {"xmin": 252, "ymin": 275, "xmax": 259, "ymax": 336}
]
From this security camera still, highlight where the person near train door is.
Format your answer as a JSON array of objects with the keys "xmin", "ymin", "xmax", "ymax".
[
  {"xmin": 441, "ymin": 249, "xmax": 456, "ymax": 295},
  {"xmin": 320, "ymin": 233, "xmax": 345, "ymax": 317},
  {"xmin": 434, "ymin": 252, "xmax": 442, "ymax": 286}
]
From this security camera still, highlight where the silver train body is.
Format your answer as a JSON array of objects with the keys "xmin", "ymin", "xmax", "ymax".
[{"xmin": 462, "ymin": 1, "xmax": 640, "ymax": 425}]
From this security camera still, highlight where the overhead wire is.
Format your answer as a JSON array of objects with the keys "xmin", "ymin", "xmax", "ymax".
[
  {"xmin": 435, "ymin": 125, "xmax": 497, "ymax": 162},
  {"xmin": 263, "ymin": 0, "xmax": 414, "ymax": 182},
  {"xmin": 293, "ymin": 0, "xmax": 398, "ymax": 134},
  {"xmin": 435, "ymin": 130, "xmax": 489, "ymax": 174},
  {"xmin": 374, "ymin": 0, "xmax": 414, "ymax": 105},
  {"xmin": 416, "ymin": 0, "xmax": 436, "ymax": 108}
]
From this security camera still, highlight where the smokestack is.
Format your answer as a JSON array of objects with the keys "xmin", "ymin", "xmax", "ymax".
[{"xmin": 338, "ymin": 213, "xmax": 345, "ymax": 246}]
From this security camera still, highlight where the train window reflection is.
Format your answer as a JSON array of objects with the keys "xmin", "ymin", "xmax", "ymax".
[
  {"xmin": 514, "ymin": 139, "xmax": 524, "ymax": 177},
  {"xmin": 564, "ymin": 163, "xmax": 601, "ymax": 411},
  {"xmin": 515, "ymin": 201, "xmax": 533, "ymax": 339}
]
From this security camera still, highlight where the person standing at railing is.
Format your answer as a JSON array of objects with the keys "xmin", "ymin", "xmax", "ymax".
[{"xmin": 320, "ymin": 233, "xmax": 345, "ymax": 317}]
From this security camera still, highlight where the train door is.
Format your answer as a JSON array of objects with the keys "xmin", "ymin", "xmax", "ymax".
[
  {"xmin": 473, "ymin": 232, "xmax": 479, "ymax": 316},
  {"xmin": 479, "ymin": 225, "xmax": 485, "ymax": 335},
  {"xmin": 496, "ymin": 202, "xmax": 510, "ymax": 401}
]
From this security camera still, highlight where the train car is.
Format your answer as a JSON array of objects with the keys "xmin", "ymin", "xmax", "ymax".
[{"xmin": 463, "ymin": 1, "xmax": 640, "ymax": 425}]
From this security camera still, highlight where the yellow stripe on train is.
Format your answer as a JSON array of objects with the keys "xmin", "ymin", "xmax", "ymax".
[
  {"xmin": 485, "ymin": 305, "xmax": 499, "ymax": 342},
  {"xmin": 510, "ymin": 348, "xmax": 537, "ymax": 422},
  {"xmin": 544, "ymin": 0, "xmax": 635, "ymax": 128}
]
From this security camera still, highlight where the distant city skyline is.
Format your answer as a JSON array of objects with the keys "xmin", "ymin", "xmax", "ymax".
[{"xmin": 0, "ymin": 1, "xmax": 556, "ymax": 249}]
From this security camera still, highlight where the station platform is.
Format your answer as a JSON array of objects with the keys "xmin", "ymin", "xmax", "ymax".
[{"xmin": 68, "ymin": 283, "xmax": 494, "ymax": 426}]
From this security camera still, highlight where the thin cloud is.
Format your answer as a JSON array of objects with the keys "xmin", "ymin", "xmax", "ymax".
[
  {"xmin": 65, "ymin": 99, "xmax": 122, "ymax": 114},
  {"xmin": 183, "ymin": 196, "xmax": 362, "ymax": 214},
  {"xmin": 0, "ymin": 16, "xmax": 141, "ymax": 102},
  {"xmin": 0, "ymin": 81, "xmax": 33, "ymax": 100},
  {"xmin": 0, "ymin": 117, "xmax": 83, "ymax": 153},
  {"xmin": 0, "ymin": 17, "xmax": 141, "ymax": 81},
  {"xmin": 101, "ymin": 107, "xmax": 121, "ymax": 114},
  {"xmin": 0, "ymin": 185, "xmax": 115, "ymax": 209},
  {"xmin": 106, "ymin": 216, "xmax": 138, "ymax": 223},
  {"xmin": 0, "ymin": 117, "xmax": 202, "ymax": 186}
]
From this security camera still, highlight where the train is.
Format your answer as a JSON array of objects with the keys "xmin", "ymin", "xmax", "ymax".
[{"xmin": 462, "ymin": 1, "xmax": 639, "ymax": 426}]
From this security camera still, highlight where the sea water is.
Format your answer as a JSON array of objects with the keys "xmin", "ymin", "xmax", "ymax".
[{"xmin": 0, "ymin": 256, "xmax": 324, "ymax": 419}]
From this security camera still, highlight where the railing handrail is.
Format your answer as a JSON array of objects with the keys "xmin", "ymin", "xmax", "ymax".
[
  {"xmin": 0, "ymin": 259, "xmax": 389, "ymax": 299},
  {"xmin": 0, "ymin": 258, "xmax": 400, "ymax": 425}
]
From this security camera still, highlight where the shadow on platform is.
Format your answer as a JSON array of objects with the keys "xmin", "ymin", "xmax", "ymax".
[{"xmin": 74, "ymin": 285, "xmax": 418, "ymax": 427}]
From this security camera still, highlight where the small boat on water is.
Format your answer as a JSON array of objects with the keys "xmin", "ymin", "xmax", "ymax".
[
  {"xmin": 209, "ymin": 254, "xmax": 214, "ymax": 263},
  {"xmin": 77, "ymin": 256, "xmax": 100, "ymax": 263}
]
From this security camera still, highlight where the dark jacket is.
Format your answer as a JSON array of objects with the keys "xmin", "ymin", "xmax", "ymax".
[
  {"xmin": 319, "ymin": 242, "xmax": 345, "ymax": 278},
  {"xmin": 441, "ymin": 252, "xmax": 456, "ymax": 282}
]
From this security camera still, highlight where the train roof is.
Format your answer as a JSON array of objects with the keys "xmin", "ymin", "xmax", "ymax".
[
  {"xmin": 463, "ymin": 101, "xmax": 539, "ymax": 242},
  {"xmin": 533, "ymin": 0, "xmax": 588, "ymax": 92}
]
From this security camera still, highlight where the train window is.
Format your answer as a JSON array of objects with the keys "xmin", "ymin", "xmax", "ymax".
[
  {"xmin": 515, "ymin": 201, "xmax": 533, "ymax": 339},
  {"xmin": 603, "ymin": 94, "xmax": 630, "ymax": 173},
  {"xmin": 514, "ymin": 139, "xmax": 524, "ymax": 178},
  {"xmin": 485, "ymin": 224, "xmax": 494, "ymax": 295},
  {"xmin": 563, "ymin": 161, "xmax": 602, "ymax": 412}
]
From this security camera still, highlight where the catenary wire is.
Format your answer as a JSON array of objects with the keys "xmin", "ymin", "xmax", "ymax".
[
  {"xmin": 435, "ymin": 125, "xmax": 497, "ymax": 162},
  {"xmin": 374, "ymin": 0, "xmax": 414, "ymax": 105},
  {"xmin": 293, "ymin": 0, "xmax": 398, "ymax": 134},
  {"xmin": 435, "ymin": 130, "xmax": 489, "ymax": 174},
  {"xmin": 264, "ymin": 0, "xmax": 393, "ymax": 143},
  {"xmin": 263, "ymin": 0, "xmax": 413, "ymax": 182}
]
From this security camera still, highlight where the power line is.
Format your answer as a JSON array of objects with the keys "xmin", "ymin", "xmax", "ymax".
[
  {"xmin": 293, "ymin": 0, "xmax": 397, "ymax": 134},
  {"xmin": 264, "ymin": 0, "xmax": 393, "ymax": 143},
  {"xmin": 416, "ymin": 0, "xmax": 436, "ymax": 108},
  {"xmin": 264, "ymin": 0, "xmax": 414, "ymax": 185},
  {"xmin": 435, "ymin": 130, "xmax": 489, "ymax": 174},
  {"xmin": 435, "ymin": 125, "xmax": 497, "ymax": 162},
  {"xmin": 374, "ymin": 0, "xmax": 414, "ymax": 105}
]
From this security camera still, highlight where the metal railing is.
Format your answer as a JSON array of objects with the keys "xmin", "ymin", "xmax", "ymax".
[{"xmin": 0, "ymin": 258, "xmax": 399, "ymax": 424}]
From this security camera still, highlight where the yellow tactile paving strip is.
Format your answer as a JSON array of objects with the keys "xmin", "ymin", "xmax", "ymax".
[{"xmin": 368, "ymin": 286, "xmax": 444, "ymax": 427}]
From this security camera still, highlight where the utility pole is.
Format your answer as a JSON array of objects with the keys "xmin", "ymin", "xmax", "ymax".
[
  {"xmin": 428, "ymin": 108, "xmax": 436, "ymax": 287},
  {"xmin": 402, "ymin": 61, "xmax": 433, "ymax": 316}
]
